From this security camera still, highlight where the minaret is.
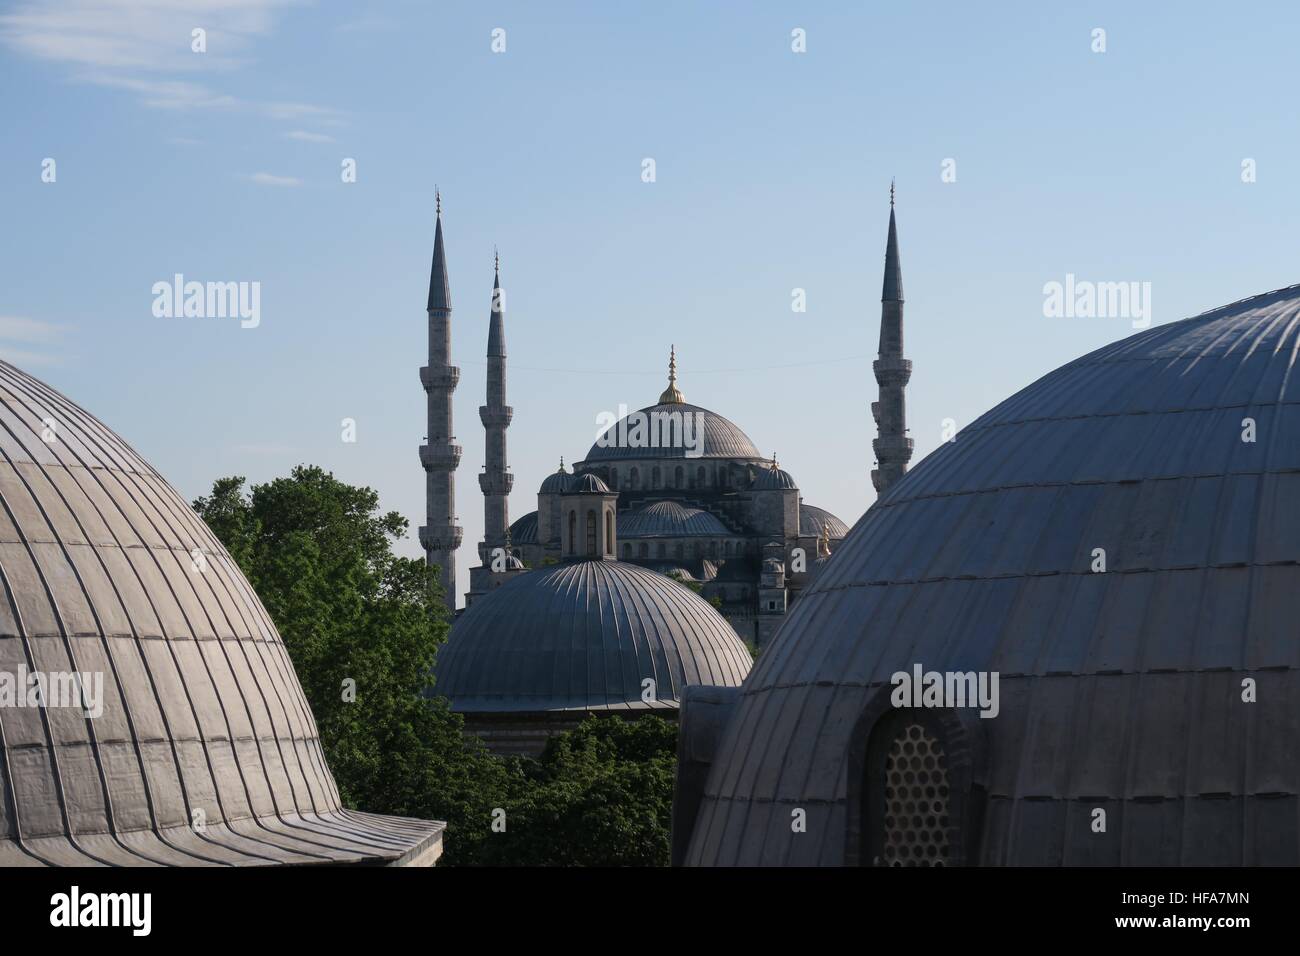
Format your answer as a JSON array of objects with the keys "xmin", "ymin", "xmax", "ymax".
[
  {"xmin": 871, "ymin": 181, "xmax": 914, "ymax": 496},
  {"xmin": 478, "ymin": 249, "xmax": 513, "ymax": 564},
  {"xmin": 418, "ymin": 191, "xmax": 463, "ymax": 608}
]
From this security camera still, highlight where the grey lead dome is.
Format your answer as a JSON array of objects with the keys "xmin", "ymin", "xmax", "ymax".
[
  {"xmin": 438, "ymin": 560, "xmax": 751, "ymax": 713},
  {"xmin": 687, "ymin": 284, "xmax": 1300, "ymax": 866},
  {"xmin": 0, "ymin": 361, "xmax": 441, "ymax": 866}
]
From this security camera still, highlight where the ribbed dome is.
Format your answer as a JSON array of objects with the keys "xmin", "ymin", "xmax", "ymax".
[
  {"xmin": 619, "ymin": 501, "xmax": 730, "ymax": 538},
  {"xmin": 798, "ymin": 503, "xmax": 849, "ymax": 540},
  {"xmin": 509, "ymin": 511, "xmax": 539, "ymax": 545},
  {"xmin": 753, "ymin": 466, "xmax": 797, "ymax": 491},
  {"xmin": 689, "ymin": 284, "xmax": 1300, "ymax": 867},
  {"xmin": 567, "ymin": 472, "xmax": 611, "ymax": 494},
  {"xmin": 538, "ymin": 470, "xmax": 573, "ymax": 494},
  {"xmin": 582, "ymin": 403, "xmax": 764, "ymax": 462},
  {"xmin": 437, "ymin": 560, "xmax": 751, "ymax": 713},
  {"xmin": 0, "ymin": 361, "xmax": 440, "ymax": 866}
]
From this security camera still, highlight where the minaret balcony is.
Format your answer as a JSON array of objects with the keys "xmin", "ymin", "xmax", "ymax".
[
  {"xmin": 872, "ymin": 436, "xmax": 915, "ymax": 458},
  {"xmin": 872, "ymin": 357, "xmax": 913, "ymax": 387},
  {"xmin": 420, "ymin": 366, "xmax": 461, "ymax": 391},
  {"xmin": 478, "ymin": 406, "xmax": 514, "ymax": 428},
  {"xmin": 419, "ymin": 522, "xmax": 464, "ymax": 552},
  {"xmin": 419, "ymin": 443, "xmax": 462, "ymax": 470},
  {"xmin": 478, "ymin": 472, "xmax": 515, "ymax": 495}
]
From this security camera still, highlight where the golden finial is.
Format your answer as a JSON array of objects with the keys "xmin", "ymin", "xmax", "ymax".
[
  {"xmin": 558, "ymin": 456, "xmax": 565, "ymax": 473},
  {"xmin": 494, "ymin": 245, "xmax": 499, "ymax": 272},
  {"xmin": 889, "ymin": 179, "xmax": 895, "ymax": 208},
  {"xmin": 658, "ymin": 345, "xmax": 684, "ymax": 404},
  {"xmin": 436, "ymin": 187, "xmax": 441, "ymax": 216},
  {"xmin": 770, "ymin": 452, "xmax": 779, "ymax": 470}
]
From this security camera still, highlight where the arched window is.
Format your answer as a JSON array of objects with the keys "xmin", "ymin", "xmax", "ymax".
[
  {"xmin": 639, "ymin": 542, "xmax": 649, "ymax": 559},
  {"xmin": 876, "ymin": 723, "xmax": 952, "ymax": 867},
  {"xmin": 674, "ymin": 542, "xmax": 683, "ymax": 560},
  {"xmin": 674, "ymin": 466, "xmax": 684, "ymax": 489},
  {"xmin": 605, "ymin": 510, "xmax": 614, "ymax": 555},
  {"xmin": 623, "ymin": 542, "xmax": 632, "ymax": 559},
  {"xmin": 586, "ymin": 509, "xmax": 597, "ymax": 556},
  {"xmin": 696, "ymin": 466, "xmax": 706, "ymax": 488},
  {"xmin": 567, "ymin": 510, "xmax": 576, "ymax": 555},
  {"xmin": 629, "ymin": 467, "xmax": 640, "ymax": 490},
  {"xmin": 652, "ymin": 466, "xmax": 661, "ymax": 489},
  {"xmin": 848, "ymin": 702, "xmax": 984, "ymax": 868},
  {"xmin": 657, "ymin": 542, "xmax": 666, "ymax": 559},
  {"xmin": 724, "ymin": 541, "xmax": 732, "ymax": 557},
  {"xmin": 608, "ymin": 469, "xmax": 619, "ymax": 490},
  {"xmin": 709, "ymin": 541, "xmax": 717, "ymax": 559}
]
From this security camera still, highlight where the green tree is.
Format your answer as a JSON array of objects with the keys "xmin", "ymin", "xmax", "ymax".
[
  {"xmin": 474, "ymin": 716, "xmax": 677, "ymax": 867},
  {"xmin": 193, "ymin": 466, "xmax": 677, "ymax": 866},
  {"xmin": 193, "ymin": 466, "xmax": 511, "ymax": 863}
]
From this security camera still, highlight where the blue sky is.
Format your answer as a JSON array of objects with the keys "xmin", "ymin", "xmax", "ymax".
[{"xmin": 2, "ymin": 1, "xmax": 1296, "ymax": 604}]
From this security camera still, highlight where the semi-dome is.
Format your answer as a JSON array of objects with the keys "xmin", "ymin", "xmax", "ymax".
[
  {"xmin": 509, "ymin": 511, "xmax": 538, "ymax": 545},
  {"xmin": 753, "ymin": 466, "xmax": 798, "ymax": 491},
  {"xmin": 685, "ymin": 284, "xmax": 1300, "ymax": 867},
  {"xmin": 437, "ymin": 560, "xmax": 751, "ymax": 712},
  {"xmin": 619, "ymin": 500, "xmax": 731, "ymax": 537},
  {"xmin": 799, "ymin": 503, "xmax": 850, "ymax": 540},
  {"xmin": 0, "ymin": 361, "xmax": 441, "ymax": 866},
  {"xmin": 582, "ymin": 403, "xmax": 765, "ymax": 462}
]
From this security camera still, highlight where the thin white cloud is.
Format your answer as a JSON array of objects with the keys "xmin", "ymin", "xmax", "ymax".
[
  {"xmin": 0, "ymin": 315, "xmax": 65, "ymax": 344},
  {"xmin": 0, "ymin": 347, "xmax": 66, "ymax": 369},
  {"xmin": 249, "ymin": 171, "xmax": 301, "ymax": 186},
  {"xmin": 0, "ymin": 0, "xmax": 342, "ymax": 123},
  {"xmin": 284, "ymin": 129, "xmax": 334, "ymax": 143},
  {"xmin": 0, "ymin": 316, "xmax": 67, "ymax": 368}
]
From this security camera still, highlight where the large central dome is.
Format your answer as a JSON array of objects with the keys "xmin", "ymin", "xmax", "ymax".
[{"xmin": 582, "ymin": 402, "xmax": 764, "ymax": 463}]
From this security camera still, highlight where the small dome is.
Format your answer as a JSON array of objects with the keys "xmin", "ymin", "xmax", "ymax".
[
  {"xmin": 539, "ymin": 471, "xmax": 574, "ymax": 494},
  {"xmin": 799, "ymin": 503, "xmax": 850, "ymax": 540},
  {"xmin": 754, "ymin": 466, "xmax": 798, "ymax": 491},
  {"xmin": 566, "ymin": 472, "xmax": 611, "ymax": 494},
  {"xmin": 619, "ymin": 500, "xmax": 730, "ymax": 537},
  {"xmin": 0, "ymin": 360, "xmax": 440, "ymax": 867},
  {"xmin": 509, "ymin": 511, "xmax": 539, "ymax": 545},
  {"xmin": 437, "ymin": 560, "xmax": 751, "ymax": 712}
]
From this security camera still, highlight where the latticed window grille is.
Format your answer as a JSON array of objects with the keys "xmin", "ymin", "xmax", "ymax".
[{"xmin": 880, "ymin": 722, "xmax": 951, "ymax": 867}]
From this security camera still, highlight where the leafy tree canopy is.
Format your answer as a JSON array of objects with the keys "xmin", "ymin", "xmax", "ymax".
[{"xmin": 194, "ymin": 466, "xmax": 675, "ymax": 866}]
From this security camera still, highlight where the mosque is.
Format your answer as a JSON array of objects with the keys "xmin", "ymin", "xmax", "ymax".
[{"xmin": 420, "ymin": 191, "xmax": 911, "ymax": 753}]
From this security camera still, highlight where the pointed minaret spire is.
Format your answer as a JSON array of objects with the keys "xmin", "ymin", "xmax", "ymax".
[
  {"xmin": 871, "ymin": 184, "xmax": 914, "ymax": 498},
  {"xmin": 478, "ymin": 247, "xmax": 514, "ymax": 572},
  {"xmin": 658, "ymin": 344, "xmax": 685, "ymax": 404},
  {"xmin": 419, "ymin": 193, "xmax": 463, "ymax": 609},
  {"xmin": 427, "ymin": 191, "xmax": 452, "ymax": 312},
  {"xmin": 882, "ymin": 181, "xmax": 903, "ymax": 302}
]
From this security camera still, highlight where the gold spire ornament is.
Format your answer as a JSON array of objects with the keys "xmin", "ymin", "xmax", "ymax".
[{"xmin": 658, "ymin": 345, "xmax": 685, "ymax": 404}]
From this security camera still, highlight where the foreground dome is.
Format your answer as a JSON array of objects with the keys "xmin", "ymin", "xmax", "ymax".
[
  {"xmin": 582, "ymin": 402, "xmax": 764, "ymax": 462},
  {"xmin": 438, "ymin": 560, "xmax": 751, "ymax": 712},
  {"xmin": 0, "ymin": 361, "xmax": 441, "ymax": 866},
  {"xmin": 685, "ymin": 284, "xmax": 1300, "ymax": 866}
]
